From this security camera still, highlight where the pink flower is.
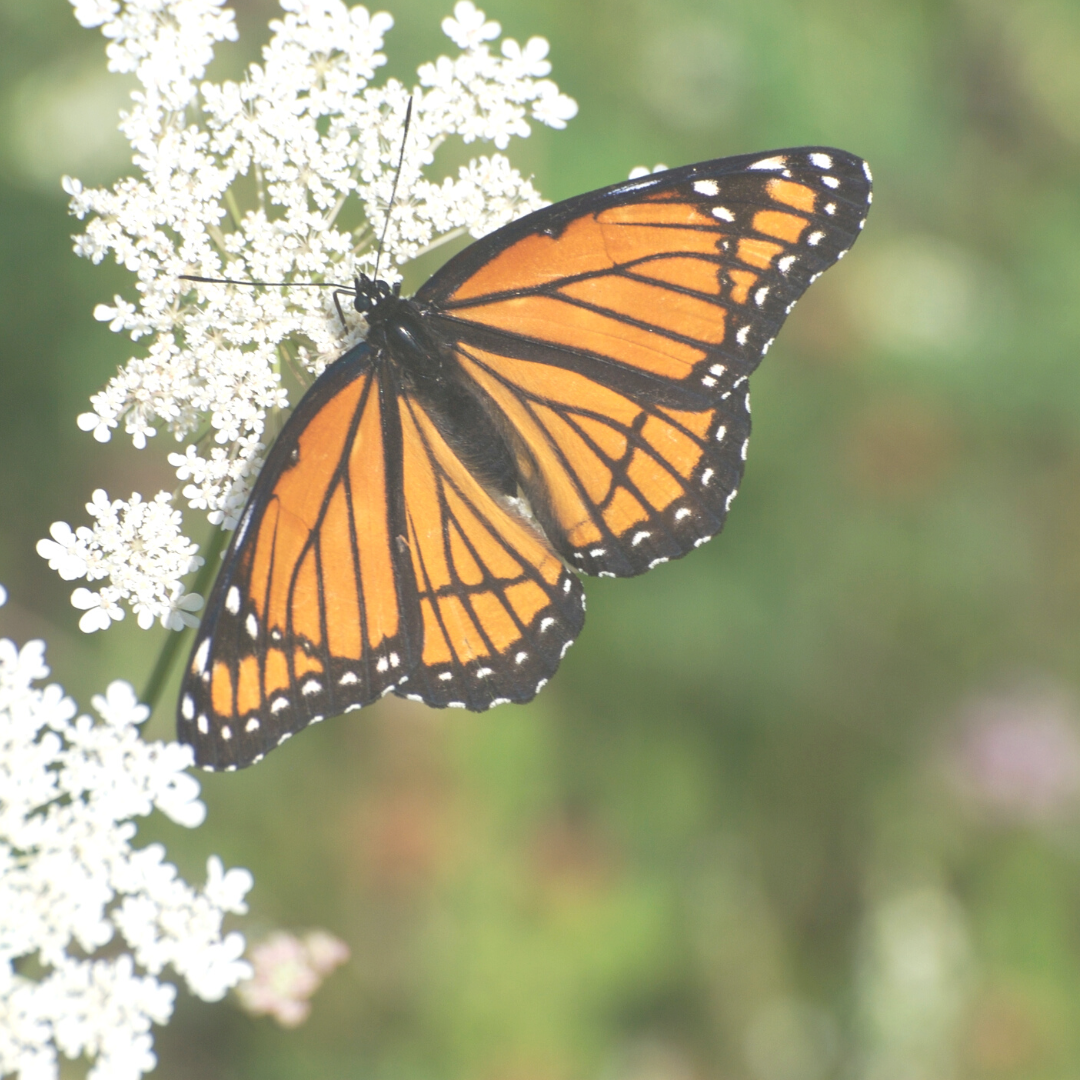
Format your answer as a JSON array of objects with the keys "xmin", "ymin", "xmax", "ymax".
[
  {"xmin": 235, "ymin": 930, "xmax": 350, "ymax": 1027},
  {"xmin": 950, "ymin": 684, "xmax": 1080, "ymax": 823}
]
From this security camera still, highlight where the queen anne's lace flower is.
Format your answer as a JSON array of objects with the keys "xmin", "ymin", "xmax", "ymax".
[
  {"xmin": 441, "ymin": 0, "xmax": 498, "ymax": 50},
  {"xmin": 47, "ymin": 0, "xmax": 576, "ymax": 635},
  {"xmin": 37, "ymin": 490, "xmax": 204, "ymax": 633},
  {"xmin": 0, "ymin": 589, "xmax": 254, "ymax": 1080}
]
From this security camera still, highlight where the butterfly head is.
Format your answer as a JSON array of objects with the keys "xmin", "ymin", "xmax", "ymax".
[{"xmin": 352, "ymin": 274, "xmax": 401, "ymax": 323}]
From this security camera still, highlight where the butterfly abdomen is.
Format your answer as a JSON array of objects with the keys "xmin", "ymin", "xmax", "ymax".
[{"xmin": 379, "ymin": 304, "xmax": 522, "ymax": 503}]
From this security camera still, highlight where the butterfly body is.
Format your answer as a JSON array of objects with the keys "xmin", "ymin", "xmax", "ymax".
[
  {"xmin": 349, "ymin": 275, "xmax": 516, "ymax": 492},
  {"xmin": 179, "ymin": 147, "xmax": 872, "ymax": 770}
]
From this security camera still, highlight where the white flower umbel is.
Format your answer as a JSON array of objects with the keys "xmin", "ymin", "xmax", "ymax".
[
  {"xmin": 0, "ymin": 590, "xmax": 254, "ymax": 1080},
  {"xmin": 49, "ymin": 0, "xmax": 576, "ymax": 635},
  {"xmin": 37, "ymin": 490, "xmax": 204, "ymax": 633}
]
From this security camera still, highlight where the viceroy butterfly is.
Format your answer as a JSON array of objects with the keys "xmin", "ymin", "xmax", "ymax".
[{"xmin": 178, "ymin": 147, "xmax": 872, "ymax": 771}]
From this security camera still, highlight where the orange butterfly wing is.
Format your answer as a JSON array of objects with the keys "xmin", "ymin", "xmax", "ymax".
[
  {"xmin": 417, "ymin": 147, "xmax": 871, "ymax": 575},
  {"xmin": 178, "ymin": 354, "xmax": 584, "ymax": 770},
  {"xmin": 393, "ymin": 387, "xmax": 584, "ymax": 710},
  {"xmin": 179, "ymin": 362, "xmax": 410, "ymax": 768}
]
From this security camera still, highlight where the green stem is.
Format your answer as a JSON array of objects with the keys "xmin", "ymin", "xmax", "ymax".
[
  {"xmin": 141, "ymin": 526, "xmax": 229, "ymax": 714},
  {"xmin": 407, "ymin": 226, "xmax": 468, "ymax": 260},
  {"xmin": 224, "ymin": 186, "xmax": 244, "ymax": 229}
]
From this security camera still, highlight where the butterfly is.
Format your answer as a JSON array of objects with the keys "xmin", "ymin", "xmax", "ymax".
[{"xmin": 178, "ymin": 146, "xmax": 872, "ymax": 771}]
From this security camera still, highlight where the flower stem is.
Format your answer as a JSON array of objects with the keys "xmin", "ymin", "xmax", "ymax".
[
  {"xmin": 224, "ymin": 186, "xmax": 243, "ymax": 228},
  {"xmin": 408, "ymin": 226, "xmax": 468, "ymax": 260},
  {"xmin": 142, "ymin": 526, "xmax": 228, "ymax": 714}
]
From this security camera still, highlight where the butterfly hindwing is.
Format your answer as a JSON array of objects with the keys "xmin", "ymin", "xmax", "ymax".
[
  {"xmin": 393, "ymin": 385, "xmax": 586, "ymax": 708},
  {"xmin": 178, "ymin": 350, "xmax": 419, "ymax": 770},
  {"xmin": 451, "ymin": 342, "xmax": 751, "ymax": 576}
]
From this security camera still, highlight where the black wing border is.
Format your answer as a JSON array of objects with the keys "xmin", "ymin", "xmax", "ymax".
[{"xmin": 415, "ymin": 145, "xmax": 872, "ymax": 306}]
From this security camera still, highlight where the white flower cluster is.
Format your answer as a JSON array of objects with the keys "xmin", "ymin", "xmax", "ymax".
[
  {"xmin": 0, "ymin": 589, "xmax": 253, "ymax": 1080},
  {"xmin": 37, "ymin": 490, "xmax": 204, "ymax": 633},
  {"xmin": 47, "ymin": 0, "xmax": 576, "ymax": 635}
]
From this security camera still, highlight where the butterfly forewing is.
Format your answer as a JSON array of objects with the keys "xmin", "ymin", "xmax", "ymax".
[{"xmin": 179, "ymin": 352, "xmax": 418, "ymax": 770}]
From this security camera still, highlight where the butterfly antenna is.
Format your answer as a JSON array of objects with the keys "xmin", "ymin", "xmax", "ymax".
[
  {"xmin": 179, "ymin": 275, "xmax": 351, "ymax": 289},
  {"xmin": 373, "ymin": 95, "xmax": 414, "ymax": 283},
  {"xmin": 178, "ymin": 275, "xmax": 358, "ymax": 327}
]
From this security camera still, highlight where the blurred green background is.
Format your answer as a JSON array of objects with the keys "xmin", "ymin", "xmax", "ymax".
[{"xmin": 5, "ymin": 0, "xmax": 1080, "ymax": 1077}]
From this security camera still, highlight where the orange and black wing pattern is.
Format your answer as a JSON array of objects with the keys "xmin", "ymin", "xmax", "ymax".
[
  {"xmin": 392, "ymin": 383, "xmax": 584, "ymax": 711},
  {"xmin": 178, "ymin": 355, "xmax": 416, "ymax": 769},
  {"xmin": 178, "ymin": 349, "xmax": 584, "ymax": 770},
  {"xmin": 418, "ymin": 147, "xmax": 871, "ymax": 575},
  {"xmin": 179, "ymin": 146, "xmax": 870, "ymax": 770}
]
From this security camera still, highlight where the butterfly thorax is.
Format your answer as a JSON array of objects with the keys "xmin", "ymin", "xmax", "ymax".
[
  {"xmin": 355, "ymin": 274, "xmax": 441, "ymax": 377},
  {"xmin": 354, "ymin": 273, "xmax": 520, "ymax": 498}
]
